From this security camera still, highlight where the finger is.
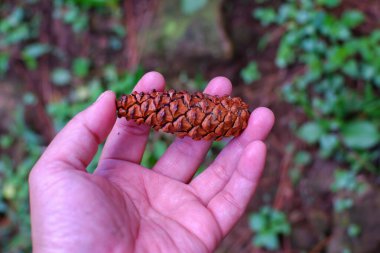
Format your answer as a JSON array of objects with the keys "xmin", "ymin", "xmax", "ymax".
[
  {"xmin": 191, "ymin": 107, "xmax": 274, "ymax": 202},
  {"xmin": 100, "ymin": 72, "xmax": 165, "ymax": 165},
  {"xmin": 207, "ymin": 141, "xmax": 266, "ymax": 235},
  {"xmin": 31, "ymin": 91, "xmax": 116, "ymax": 174},
  {"xmin": 152, "ymin": 76, "xmax": 232, "ymax": 182}
]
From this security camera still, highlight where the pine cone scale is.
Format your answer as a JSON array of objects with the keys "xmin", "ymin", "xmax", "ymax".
[{"xmin": 116, "ymin": 90, "xmax": 250, "ymax": 141}]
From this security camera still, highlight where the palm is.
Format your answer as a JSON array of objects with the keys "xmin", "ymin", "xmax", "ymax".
[
  {"xmin": 35, "ymin": 160, "xmax": 221, "ymax": 252},
  {"xmin": 91, "ymin": 160, "xmax": 220, "ymax": 252},
  {"xmin": 29, "ymin": 72, "xmax": 274, "ymax": 253}
]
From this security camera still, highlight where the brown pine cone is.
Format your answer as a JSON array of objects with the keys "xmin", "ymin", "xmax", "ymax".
[{"xmin": 116, "ymin": 90, "xmax": 250, "ymax": 141}]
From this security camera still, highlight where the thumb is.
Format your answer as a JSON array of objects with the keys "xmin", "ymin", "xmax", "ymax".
[{"xmin": 32, "ymin": 90, "xmax": 116, "ymax": 174}]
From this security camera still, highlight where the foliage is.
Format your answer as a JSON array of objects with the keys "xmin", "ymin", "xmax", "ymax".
[
  {"xmin": 255, "ymin": 1, "xmax": 380, "ymax": 174},
  {"xmin": 0, "ymin": 3, "xmax": 40, "ymax": 75},
  {"xmin": 1, "ymin": 0, "xmax": 131, "ymax": 251},
  {"xmin": 0, "ymin": 106, "xmax": 43, "ymax": 252},
  {"xmin": 0, "ymin": 0, "xmax": 215, "ymax": 248},
  {"xmin": 180, "ymin": 0, "xmax": 208, "ymax": 15},
  {"xmin": 249, "ymin": 206, "xmax": 291, "ymax": 250},
  {"xmin": 240, "ymin": 61, "xmax": 261, "ymax": 85},
  {"xmin": 255, "ymin": 0, "xmax": 380, "ymax": 251}
]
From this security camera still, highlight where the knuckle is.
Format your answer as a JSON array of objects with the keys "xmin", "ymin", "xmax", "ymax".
[
  {"xmin": 210, "ymin": 163, "xmax": 229, "ymax": 183},
  {"xmin": 221, "ymin": 191, "xmax": 243, "ymax": 214}
]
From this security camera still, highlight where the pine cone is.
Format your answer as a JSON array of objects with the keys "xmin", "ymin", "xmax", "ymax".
[{"xmin": 116, "ymin": 90, "xmax": 250, "ymax": 141}]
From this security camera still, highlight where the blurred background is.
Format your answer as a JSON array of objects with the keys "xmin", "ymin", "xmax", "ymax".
[{"xmin": 0, "ymin": 0, "xmax": 380, "ymax": 252}]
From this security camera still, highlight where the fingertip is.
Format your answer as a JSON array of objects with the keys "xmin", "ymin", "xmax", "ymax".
[
  {"xmin": 242, "ymin": 107, "xmax": 275, "ymax": 141},
  {"xmin": 204, "ymin": 76, "xmax": 232, "ymax": 96},
  {"xmin": 100, "ymin": 90, "xmax": 116, "ymax": 104},
  {"xmin": 135, "ymin": 71, "xmax": 166, "ymax": 92},
  {"xmin": 86, "ymin": 90, "xmax": 117, "ymax": 140},
  {"xmin": 239, "ymin": 141, "xmax": 267, "ymax": 181},
  {"xmin": 250, "ymin": 107, "xmax": 275, "ymax": 126},
  {"xmin": 93, "ymin": 90, "xmax": 116, "ymax": 113}
]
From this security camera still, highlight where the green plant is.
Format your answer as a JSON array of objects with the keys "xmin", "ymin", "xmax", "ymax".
[
  {"xmin": 249, "ymin": 206, "xmax": 291, "ymax": 250},
  {"xmin": 0, "ymin": 106, "xmax": 43, "ymax": 252},
  {"xmin": 240, "ymin": 61, "xmax": 261, "ymax": 85},
  {"xmin": 255, "ymin": 1, "xmax": 380, "ymax": 173},
  {"xmin": 0, "ymin": 4, "xmax": 40, "ymax": 75},
  {"xmin": 347, "ymin": 223, "xmax": 361, "ymax": 238},
  {"xmin": 255, "ymin": 1, "xmax": 380, "ymax": 251},
  {"xmin": 180, "ymin": 0, "xmax": 208, "ymax": 15}
]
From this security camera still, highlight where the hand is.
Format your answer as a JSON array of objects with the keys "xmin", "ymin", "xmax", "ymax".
[{"xmin": 29, "ymin": 72, "xmax": 275, "ymax": 253}]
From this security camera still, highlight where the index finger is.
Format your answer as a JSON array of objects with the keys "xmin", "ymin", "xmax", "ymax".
[{"xmin": 99, "ymin": 72, "xmax": 165, "ymax": 166}]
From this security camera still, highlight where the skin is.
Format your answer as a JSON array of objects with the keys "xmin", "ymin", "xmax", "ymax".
[{"xmin": 29, "ymin": 72, "xmax": 275, "ymax": 253}]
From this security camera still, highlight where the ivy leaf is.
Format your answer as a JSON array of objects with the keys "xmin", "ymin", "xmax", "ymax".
[
  {"xmin": 253, "ymin": 8, "xmax": 277, "ymax": 26},
  {"xmin": 342, "ymin": 10, "xmax": 365, "ymax": 28},
  {"xmin": 72, "ymin": 57, "xmax": 90, "ymax": 78},
  {"xmin": 319, "ymin": 134, "xmax": 339, "ymax": 158},
  {"xmin": 249, "ymin": 213, "xmax": 266, "ymax": 231},
  {"xmin": 22, "ymin": 43, "xmax": 50, "ymax": 58},
  {"xmin": 0, "ymin": 53, "xmax": 9, "ymax": 75},
  {"xmin": 294, "ymin": 151, "xmax": 312, "ymax": 166},
  {"xmin": 298, "ymin": 121, "xmax": 324, "ymax": 144},
  {"xmin": 240, "ymin": 61, "xmax": 261, "ymax": 84},
  {"xmin": 317, "ymin": 0, "xmax": 341, "ymax": 8},
  {"xmin": 51, "ymin": 68, "xmax": 72, "ymax": 86},
  {"xmin": 153, "ymin": 140, "xmax": 167, "ymax": 159},
  {"xmin": 253, "ymin": 232, "xmax": 279, "ymax": 250},
  {"xmin": 347, "ymin": 224, "xmax": 361, "ymax": 238},
  {"xmin": 180, "ymin": 0, "xmax": 208, "ymax": 15},
  {"xmin": 342, "ymin": 121, "xmax": 379, "ymax": 149},
  {"xmin": 334, "ymin": 198, "xmax": 353, "ymax": 213}
]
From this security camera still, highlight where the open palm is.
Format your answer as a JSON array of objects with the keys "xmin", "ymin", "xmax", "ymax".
[{"xmin": 29, "ymin": 72, "xmax": 274, "ymax": 253}]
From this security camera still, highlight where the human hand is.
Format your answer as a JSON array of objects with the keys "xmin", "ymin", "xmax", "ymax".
[{"xmin": 29, "ymin": 72, "xmax": 275, "ymax": 253}]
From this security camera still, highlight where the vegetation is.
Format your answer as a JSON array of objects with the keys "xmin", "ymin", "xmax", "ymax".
[
  {"xmin": 254, "ymin": 0, "xmax": 379, "ymax": 251},
  {"xmin": 0, "ymin": 0, "xmax": 379, "ymax": 252},
  {"xmin": 249, "ymin": 206, "xmax": 291, "ymax": 250}
]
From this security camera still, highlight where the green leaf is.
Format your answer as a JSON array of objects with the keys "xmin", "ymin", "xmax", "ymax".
[
  {"xmin": 72, "ymin": 57, "xmax": 90, "ymax": 78},
  {"xmin": 22, "ymin": 43, "xmax": 50, "ymax": 58},
  {"xmin": 7, "ymin": 7, "xmax": 24, "ymax": 27},
  {"xmin": 153, "ymin": 140, "xmax": 167, "ymax": 159},
  {"xmin": 317, "ymin": 0, "xmax": 341, "ymax": 8},
  {"xmin": 0, "ymin": 53, "xmax": 9, "ymax": 75},
  {"xmin": 4, "ymin": 24, "xmax": 29, "ymax": 45},
  {"xmin": 0, "ymin": 135, "xmax": 13, "ymax": 149},
  {"xmin": 342, "ymin": 60, "xmax": 359, "ymax": 78},
  {"xmin": 334, "ymin": 198, "xmax": 353, "ymax": 213},
  {"xmin": 253, "ymin": 232, "xmax": 279, "ymax": 250},
  {"xmin": 342, "ymin": 121, "xmax": 379, "ymax": 149},
  {"xmin": 23, "ymin": 92, "xmax": 37, "ymax": 105},
  {"xmin": 249, "ymin": 214, "xmax": 266, "ymax": 231},
  {"xmin": 253, "ymin": 8, "xmax": 277, "ymax": 26},
  {"xmin": 276, "ymin": 42, "xmax": 294, "ymax": 68},
  {"xmin": 298, "ymin": 121, "xmax": 324, "ymax": 144},
  {"xmin": 294, "ymin": 151, "xmax": 311, "ymax": 166},
  {"xmin": 180, "ymin": 0, "xmax": 208, "ymax": 15},
  {"xmin": 240, "ymin": 61, "xmax": 261, "ymax": 84},
  {"xmin": 51, "ymin": 68, "xmax": 72, "ymax": 86},
  {"xmin": 342, "ymin": 10, "xmax": 365, "ymax": 28},
  {"xmin": 319, "ymin": 134, "xmax": 339, "ymax": 158},
  {"xmin": 71, "ymin": 0, "xmax": 119, "ymax": 8},
  {"xmin": 289, "ymin": 168, "xmax": 301, "ymax": 185},
  {"xmin": 347, "ymin": 224, "xmax": 361, "ymax": 238},
  {"xmin": 331, "ymin": 169, "xmax": 358, "ymax": 192},
  {"xmin": 21, "ymin": 44, "xmax": 50, "ymax": 70}
]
